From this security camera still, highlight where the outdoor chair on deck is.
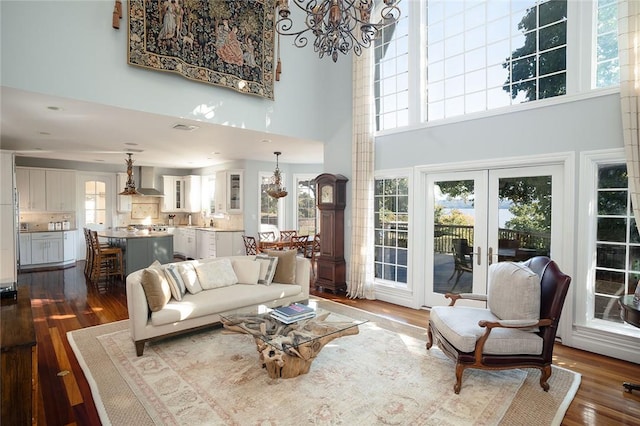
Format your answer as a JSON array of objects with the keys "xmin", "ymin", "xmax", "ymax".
[
  {"xmin": 427, "ymin": 256, "xmax": 571, "ymax": 394},
  {"xmin": 448, "ymin": 238, "xmax": 473, "ymax": 290}
]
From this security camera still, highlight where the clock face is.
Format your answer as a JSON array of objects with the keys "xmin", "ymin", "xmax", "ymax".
[{"xmin": 321, "ymin": 184, "xmax": 334, "ymax": 203}]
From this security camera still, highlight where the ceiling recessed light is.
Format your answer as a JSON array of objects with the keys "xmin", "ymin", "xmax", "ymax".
[
  {"xmin": 172, "ymin": 123, "xmax": 199, "ymax": 131},
  {"xmin": 261, "ymin": 139, "xmax": 271, "ymax": 143},
  {"xmin": 47, "ymin": 106, "xmax": 62, "ymax": 111},
  {"xmin": 124, "ymin": 142, "xmax": 138, "ymax": 146},
  {"xmin": 38, "ymin": 131, "xmax": 51, "ymax": 135},
  {"xmin": 94, "ymin": 159, "xmax": 105, "ymax": 162}
]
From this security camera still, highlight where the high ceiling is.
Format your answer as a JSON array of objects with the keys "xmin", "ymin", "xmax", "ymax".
[{"xmin": 0, "ymin": 87, "xmax": 324, "ymax": 169}]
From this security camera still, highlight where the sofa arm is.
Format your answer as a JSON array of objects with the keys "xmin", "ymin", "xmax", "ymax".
[
  {"xmin": 126, "ymin": 270, "xmax": 150, "ymax": 343},
  {"xmin": 295, "ymin": 256, "xmax": 311, "ymax": 298}
]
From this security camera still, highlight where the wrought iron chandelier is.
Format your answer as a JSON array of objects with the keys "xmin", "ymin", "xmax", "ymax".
[
  {"xmin": 119, "ymin": 153, "xmax": 140, "ymax": 195},
  {"xmin": 266, "ymin": 152, "xmax": 288, "ymax": 199},
  {"xmin": 275, "ymin": 0, "xmax": 401, "ymax": 62}
]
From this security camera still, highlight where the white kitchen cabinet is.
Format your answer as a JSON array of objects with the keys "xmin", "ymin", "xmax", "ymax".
[
  {"xmin": 173, "ymin": 228, "xmax": 197, "ymax": 259},
  {"xmin": 16, "ymin": 167, "xmax": 75, "ymax": 211},
  {"xmin": 116, "ymin": 173, "xmax": 132, "ymax": 212},
  {"xmin": 63, "ymin": 231, "xmax": 75, "ymax": 262},
  {"xmin": 45, "ymin": 169, "xmax": 76, "ymax": 211},
  {"xmin": 0, "ymin": 152, "xmax": 14, "ymax": 205},
  {"xmin": 16, "ymin": 167, "xmax": 46, "ymax": 211},
  {"xmin": 19, "ymin": 233, "xmax": 31, "ymax": 266},
  {"xmin": 196, "ymin": 229, "xmax": 216, "ymax": 259},
  {"xmin": 215, "ymin": 170, "xmax": 243, "ymax": 214},
  {"xmin": 30, "ymin": 232, "xmax": 63, "ymax": 265},
  {"xmin": 162, "ymin": 175, "xmax": 201, "ymax": 213},
  {"xmin": 196, "ymin": 230, "xmax": 244, "ymax": 258}
]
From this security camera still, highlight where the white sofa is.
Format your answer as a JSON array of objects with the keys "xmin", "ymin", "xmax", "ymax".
[{"xmin": 126, "ymin": 255, "xmax": 310, "ymax": 356}]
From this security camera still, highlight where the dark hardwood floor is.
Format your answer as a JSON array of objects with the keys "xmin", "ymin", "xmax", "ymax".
[{"xmin": 12, "ymin": 262, "xmax": 640, "ymax": 425}]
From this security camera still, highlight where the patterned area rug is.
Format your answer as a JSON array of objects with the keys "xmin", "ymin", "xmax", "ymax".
[{"xmin": 67, "ymin": 299, "xmax": 580, "ymax": 425}]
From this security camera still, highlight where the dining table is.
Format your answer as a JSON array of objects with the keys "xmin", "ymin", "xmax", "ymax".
[{"xmin": 259, "ymin": 235, "xmax": 312, "ymax": 251}]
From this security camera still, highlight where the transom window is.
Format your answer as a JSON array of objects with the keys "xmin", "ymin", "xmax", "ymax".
[
  {"xmin": 594, "ymin": 0, "xmax": 619, "ymax": 88},
  {"xmin": 374, "ymin": 177, "xmax": 409, "ymax": 285},
  {"xmin": 374, "ymin": 1, "xmax": 617, "ymax": 131},
  {"xmin": 426, "ymin": 0, "xmax": 567, "ymax": 121}
]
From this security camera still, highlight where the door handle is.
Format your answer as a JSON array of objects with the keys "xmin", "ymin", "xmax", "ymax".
[
  {"xmin": 488, "ymin": 246, "xmax": 493, "ymax": 265},
  {"xmin": 476, "ymin": 246, "xmax": 481, "ymax": 266}
]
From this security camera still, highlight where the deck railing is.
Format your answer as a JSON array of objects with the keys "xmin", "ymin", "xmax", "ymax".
[{"xmin": 434, "ymin": 224, "xmax": 550, "ymax": 254}]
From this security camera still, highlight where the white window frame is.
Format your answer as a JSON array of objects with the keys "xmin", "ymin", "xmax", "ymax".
[
  {"xmin": 258, "ymin": 171, "xmax": 285, "ymax": 230},
  {"xmin": 373, "ymin": 169, "xmax": 413, "ymax": 295},
  {"xmin": 574, "ymin": 149, "xmax": 640, "ymax": 363},
  {"xmin": 374, "ymin": 0, "xmax": 619, "ymax": 137},
  {"xmin": 293, "ymin": 173, "xmax": 317, "ymax": 235}
]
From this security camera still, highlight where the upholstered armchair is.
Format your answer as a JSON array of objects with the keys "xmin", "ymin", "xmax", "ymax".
[{"xmin": 427, "ymin": 256, "xmax": 571, "ymax": 394}]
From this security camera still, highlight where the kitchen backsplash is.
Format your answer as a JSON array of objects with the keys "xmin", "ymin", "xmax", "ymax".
[
  {"xmin": 21, "ymin": 203, "xmax": 243, "ymax": 232},
  {"xmin": 20, "ymin": 212, "xmax": 75, "ymax": 232}
]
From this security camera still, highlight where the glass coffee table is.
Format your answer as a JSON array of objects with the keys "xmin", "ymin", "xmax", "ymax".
[{"xmin": 219, "ymin": 302, "xmax": 366, "ymax": 379}]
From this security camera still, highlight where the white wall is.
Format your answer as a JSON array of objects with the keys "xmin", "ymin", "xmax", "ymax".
[{"xmin": 0, "ymin": 0, "xmax": 351, "ymax": 145}]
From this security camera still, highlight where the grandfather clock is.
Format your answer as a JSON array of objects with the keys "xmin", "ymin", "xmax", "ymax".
[{"xmin": 315, "ymin": 173, "xmax": 348, "ymax": 293}]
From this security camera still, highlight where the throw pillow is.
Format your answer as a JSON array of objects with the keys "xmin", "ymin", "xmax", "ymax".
[
  {"xmin": 232, "ymin": 258, "xmax": 261, "ymax": 284},
  {"xmin": 254, "ymin": 255, "xmax": 278, "ymax": 285},
  {"xmin": 178, "ymin": 262, "xmax": 202, "ymax": 294},
  {"xmin": 487, "ymin": 261, "xmax": 541, "ymax": 326},
  {"xmin": 164, "ymin": 263, "xmax": 186, "ymax": 301},
  {"xmin": 263, "ymin": 249, "xmax": 297, "ymax": 284},
  {"xmin": 141, "ymin": 265, "xmax": 171, "ymax": 312},
  {"xmin": 195, "ymin": 258, "xmax": 239, "ymax": 289}
]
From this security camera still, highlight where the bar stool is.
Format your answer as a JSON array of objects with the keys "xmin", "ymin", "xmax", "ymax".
[{"xmin": 89, "ymin": 230, "xmax": 124, "ymax": 282}]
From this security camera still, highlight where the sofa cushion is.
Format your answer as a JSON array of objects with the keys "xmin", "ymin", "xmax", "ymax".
[
  {"xmin": 255, "ymin": 255, "xmax": 278, "ymax": 285},
  {"xmin": 232, "ymin": 258, "xmax": 261, "ymax": 284},
  {"xmin": 151, "ymin": 283, "xmax": 304, "ymax": 326},
  {"xmin": 488, "ymin": 262, "xmax": 541, "ymax": 328},
  {"xmin": 179, "ymin": 262, "xmax": 202, "ymax": 294},
  {"xmin": 263, "ymin": 249, "xmax": 297, "ymax": 284},
  {"xmin": 141, "ymin": 264, "xmax": 172, "ymax": 312},
  {"xmin": 196, "ymin": 258, "xmax": 238, "ymax": 289},
  {"xmin": 164, "ymin": 264, "xmax": 186, "ymax": 301}
]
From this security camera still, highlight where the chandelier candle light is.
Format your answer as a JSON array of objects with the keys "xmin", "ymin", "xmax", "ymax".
[
  {"xmin": 275, "ymin": 0, "xmax": 401, "ymax": 62},
  {"xmin": 266, "ymin": 151, "xmax": 288, "ymax": 199},
  {"xmin": 119, "ymin": 153, "xmax": 140, "ymax": 196}
]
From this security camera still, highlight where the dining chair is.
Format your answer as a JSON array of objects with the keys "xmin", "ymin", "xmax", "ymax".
[
  {"xmin": 242, "ymin": 235, "xmax": 259, "ymax": 255},
  {"xmin": 279, "ymin": 230, "xmax": 297, "ymax": 242},
  {"xmin": 305, "ymin": 234, "xmax": 321, "ymax": 277},
  {"xmin": 289, "ymin": 234, "xmax": 308, "ymax": 255},
  {"xmin": 258, "ymin": 231, "xmax": 278, "ymax": 250}
]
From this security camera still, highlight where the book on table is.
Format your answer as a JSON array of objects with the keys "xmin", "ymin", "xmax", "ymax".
[{"xmin": 270, "ymin": 303, "xmax": 316, "ymax": 323}]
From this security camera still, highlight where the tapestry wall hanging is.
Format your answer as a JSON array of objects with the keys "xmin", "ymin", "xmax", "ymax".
[{"xmin": 128, "ymin": 0, "xmax": 276, "ymax": 99}]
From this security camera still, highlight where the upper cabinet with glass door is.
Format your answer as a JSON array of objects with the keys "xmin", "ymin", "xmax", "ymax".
[
  {"xmin": 215, "ymin": 170, "xmax": 243, "ymax": 214},
  {"xmin": 162, "ymin": 175, "xmax": 201, "ymax": 213}
]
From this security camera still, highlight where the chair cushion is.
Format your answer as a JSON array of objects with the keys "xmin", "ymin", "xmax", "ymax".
[
  {"xmin": 487, "ymin": 262, "xmax": 541, "ymax": 325},
  {"xmin": 430, "ymin": 306, "xmax": 543, "ymax": 355}
]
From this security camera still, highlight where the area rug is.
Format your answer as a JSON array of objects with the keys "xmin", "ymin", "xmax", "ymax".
[{"xmin": 67, "ymin": 299, "xmax": 580, "ymax": 425}]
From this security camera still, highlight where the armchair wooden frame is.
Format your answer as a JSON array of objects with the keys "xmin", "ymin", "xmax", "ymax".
[{"xmin": 427, "ymin": 256, "xmax": 571, "ymax": 394}]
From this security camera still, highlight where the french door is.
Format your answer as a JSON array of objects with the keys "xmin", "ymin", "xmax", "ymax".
[
  {"xmin": 76, "ymin": 173, "xmax": 115, "ymax": 260},
  {"xmin": 424, "ymin": 164, "xmax": 563, "ymax": 307}
]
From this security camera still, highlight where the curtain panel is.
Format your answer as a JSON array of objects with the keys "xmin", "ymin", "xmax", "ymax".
[
  {"xmin": 619, "ymin": 1, "xmax": 640, "ymax": 233},
  {"xmin": 347, "ymin": 47, "xmax": 376, "ymax": 300}
]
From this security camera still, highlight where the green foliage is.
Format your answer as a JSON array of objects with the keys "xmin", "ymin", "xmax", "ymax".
[{"xmin": 502, "ymin": 0, "xmax": 567, "ymax": 101}]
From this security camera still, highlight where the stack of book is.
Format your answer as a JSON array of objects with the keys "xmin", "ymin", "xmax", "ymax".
[{"xmin": 270, "ymin": 303, "xmax": 316, "ymax": 324}]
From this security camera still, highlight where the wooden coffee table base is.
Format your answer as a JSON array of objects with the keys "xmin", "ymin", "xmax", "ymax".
[{"xmin": 221, "ymin": 312, "xmax": 360, "ymax": 379}]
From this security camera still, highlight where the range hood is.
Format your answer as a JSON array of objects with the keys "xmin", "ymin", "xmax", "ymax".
[{"xmin": 136, "ymin": 166, "xmax": 164, "ymax": 197}]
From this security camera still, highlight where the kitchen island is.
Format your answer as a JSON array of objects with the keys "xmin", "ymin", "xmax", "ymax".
[{"xmin": 98, "ymin": 230, "xmax": 173, "ymax": 275}]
